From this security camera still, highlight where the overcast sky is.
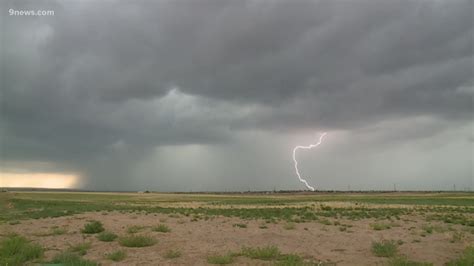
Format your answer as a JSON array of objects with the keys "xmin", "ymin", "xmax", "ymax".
[{"xmin": 1, "ymin": 0, "xmax": 472, "ymax": 191}]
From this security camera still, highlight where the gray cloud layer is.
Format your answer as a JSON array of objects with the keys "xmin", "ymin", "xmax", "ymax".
[{"xmin": 1, "ymin": 0, "xmax": 472, "ymax": 190}]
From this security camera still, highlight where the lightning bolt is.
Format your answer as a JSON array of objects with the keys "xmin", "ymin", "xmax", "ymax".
[{"xmin": 292, "ymin": 132, "xmax": 327, "ymax": 191}]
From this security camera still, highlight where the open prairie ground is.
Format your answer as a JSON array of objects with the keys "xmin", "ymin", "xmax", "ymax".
[{"xmin": 0, "ymin": 191, "xmax": 473, "ymax": 265}]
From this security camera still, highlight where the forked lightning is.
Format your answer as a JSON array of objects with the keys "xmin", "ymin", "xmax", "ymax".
[{"xmin": 292, "ymin": 132, "xmax": 327, "ymax": 191}]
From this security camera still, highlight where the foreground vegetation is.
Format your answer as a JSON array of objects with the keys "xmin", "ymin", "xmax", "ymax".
[
  {"xmin": 0, "ymin": 235, "xmax": 43, "ymax": 265},
  {"xmin": 0, "ymin": 191, "xmax": 472, "ymax": 265},
  {"xmin": 207, "ymin": 245, "xmax": 323, "ymax": 265}
]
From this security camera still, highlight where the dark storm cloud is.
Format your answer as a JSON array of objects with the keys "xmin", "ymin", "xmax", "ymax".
[{"xmin": 1, "ymin": 0, "xmax": 472, "ymax": 189}]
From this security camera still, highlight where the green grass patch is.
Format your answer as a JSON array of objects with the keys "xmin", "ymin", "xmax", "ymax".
[
  {"xmin": 421, "ymin": 224, "xmax": 433, "ymax": 234},
  {"xmin": 241, "ymin": 246, "xmax": 281, "ymax": 260},
  {"xmin": 371, "ymin": 223, "xmax": 391, "ymax": 231},
  {"xmin": 68, "ymin": 242, "xmax": 91, "ymax": 255},
  {"xmin": 51, "ymin": 227, "xmax": 67, "ymax": 235},
  {"xmin": 50, "ymin": 251, "xmax": 97, "ymax": 265},
  {"xmin": 320, "ymin": 204, "xmax": 332, "ymax": 211},
  {"xmin": 119, "ymin": 235, "xmax": 156, "ymax": 247},
  {"xmin": 81, "ymin": 220, "xmax": 104, "ymax": 234},
  {"xmin": 127, "ymin": 225, "xmax": 145, "ymax": 234},
  {"xmin": 152, "ymin": 224, "xmax": 171, "ymax": 233},
  {"xmin": 0, "ymin": 235, "xmax": 43, "ymax": 265},
  {"xmin": 106, "ymin": 250, "xmax": 126, "ymax": 262},
  {"xmin": 275, "ymin": 254, "xmax": 305, "ymax": 265},
  {"xmin": 372, "ymin": 240, "xmax": 398, "ymax": 257},
  {"xmin": 97, "ymin": 231, "xmax": 118, "ymax": 242},
  {"xmin": 238, "ymin": 246, "xmax": 315, "ymax": 265},
  {"xmin": 207, "ymin": 253, "xmax": 235, "ymax": 264},
  {"xmin": 446, "ymin": 246, "xmax": 474, "ymax": 266}
]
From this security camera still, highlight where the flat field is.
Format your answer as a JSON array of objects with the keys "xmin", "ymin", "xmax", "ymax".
[{"xmin": 0, "ymin": 191, "xmax": 473, "ymax": 265}]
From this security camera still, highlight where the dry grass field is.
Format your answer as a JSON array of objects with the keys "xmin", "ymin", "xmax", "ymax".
[{"xmin": 0, "ymin": 191, "xmax": 473, "ymax": 265}]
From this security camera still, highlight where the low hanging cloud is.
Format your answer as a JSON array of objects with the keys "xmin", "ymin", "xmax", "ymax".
[{"xmin": 1, "ymin": 0, "xmax": 472, "ymax": 190}]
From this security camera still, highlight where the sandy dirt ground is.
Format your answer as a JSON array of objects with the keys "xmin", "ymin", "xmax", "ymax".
[{"xmin": 1, "ymin": 211, "xmax": 472, "ymax": 265}]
